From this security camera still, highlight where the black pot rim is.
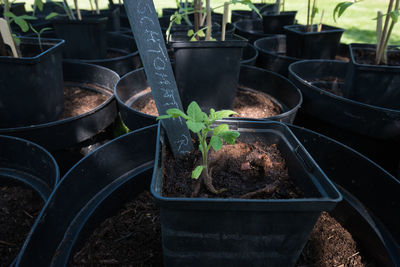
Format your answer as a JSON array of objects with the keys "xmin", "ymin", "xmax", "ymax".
[
  {"xmin": 0, "ymin": 61, "xmax": 118, "ymax": 133},
  {"xmin": 261, "ymin": 10, "xmax": 297, "ymax": 18},
  {"xmin": 254, "ymin": 35, "xmax": 299, "ymax": 61},
  {"xmin": 288, "ymin": 59, "xmax": 400, "ymax": 113},
  {"xmin": 283, "ymin": 24, "xmax": 345, "ymax": 35},
  {"xmin": 0, "ymin": 37, "xmax": 64, "ymax": 64},
  {"xmin": 233, "ymin": 19, "xmax": 269, "ymax": 36},
  {"xmin": 52, "ymin": 17, "xmax": 108, "ymax": 24},
  {"xmin": 240, "ymin": 43, "xmax": 259, "ymax": 64},
  {"xmin": 170, "ymin": 34, "xmax": 248, "ymax": 48},
  {"xmin": 349, "ymin": 43, "xmax": 400, "ymax": 70},
  {"xmin": 115, "ymin": 64, "xmax": 303, "ymax": 121}
]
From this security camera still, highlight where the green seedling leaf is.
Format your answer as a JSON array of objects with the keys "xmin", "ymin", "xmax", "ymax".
[
  {"xmin": 12, "ymin": 33, "xmax": 20, "ymax": 46},
  {"xmin": 187, "ymin": 29, "xmax": 194, "ymax": 37},
  {"xmin": 333, "ymin": 2, "xmax": 354, "ymax": 22},
  {"xmin": 211, "ymin": 110, "xmax": 237, "ymax": 120},
  {"xmin": 186, "ymin": 120, "xmax": 205, "ymax": 133},
  {"xmin": 192, "ymin": 165, "xmax": 204, "ymax": 179},
  {"xmin": 210, "ymin": 135, "xmax": 223, "ymax": 151},
  {"xmin": 187, "ymin": 101, "xmax": 207, "ymax": 122},
  {"xmin": 213, "ymin": 124, "xmax": 229, "ymax": 136},
  {"xmin": 14, "ymin": 17, "xmax": 29, "ymax": 32},
  {"xmin": 39, "ymin": 27, "xmax": 52, "ymax": 35},
  {"xmin": 190, "ymin": 36, "xmax": 197, "ymax": 41},
  {"xmin": 45, "ymin": 12, "xmax": 59, "ymax": 20},
  {"xmin": 18, "ymin": 15, "xmax": 38, "ymax": 20},
  {"xmin": 219, "ymin": 131, "xmax": 240, "ymax": 145},
  {"xmin": 3, "ymin": 11, "xmax": 17, "ymax": 19},
  {"xmin": 197, "ymin": 29, "xmax": 205, "ymax": 37},
  {"xmin": 156, "ymin": 114, "xmax": 173, "ymax": 120},
  {"xmin": 391, "ymin": 10, "xmax": 399, "ymax": 23},
  {"xmin": 34, "ymin": 0, "xmax": 44, "ymax": 11},
  {"xmin": 167, "ymin": 108, "xmax": 189, "ymax": 119}
]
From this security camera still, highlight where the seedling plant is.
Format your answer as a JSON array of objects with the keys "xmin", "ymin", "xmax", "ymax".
[
  {"xmin": 157, "ymin": 101, "xmax": 240, "ymax": 195},
  {"xmin": 334, "ymin": 0, "xmax": 399, "ymax": 65}
]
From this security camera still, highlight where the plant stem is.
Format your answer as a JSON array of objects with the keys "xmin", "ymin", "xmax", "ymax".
[
  {"xmin": 205, "ymin": 0, "xmax": 211, "ymax": 41},
  {"xmin": 306, "ymin": 0, "xmax": 311, "ymax": 32},
  {"xmin": 95, "ymin": 0, "xmax": 100, "ymax": 15},
  {"xmin": 221, "ymin": 2, "xmax": 229, "ymax": 41},
  {"xmin": 310, "ymin": 0, "xmax": 317, "ymax": 32},
  {"xmin": 380, "ymin": 0, "xmax": 399, "ymax": 65},
  {"xmin": 276, "ymin": 0, "xmax": 281, "ymax": 15},
  {"xmin": 376, "ymin": 0, "xmax": 395, "ymax": 64},
  {"xmin": 63, "ymin": 0, "xmax": 76, "ymax": 20},
  {"xmin": 318, "ymin": 9, "xmax": 324, "ymax": 32},
  {"xmin": 194, "ymin": 0, "xmax": 200, "ymax": 40},
  {"xmin": 74, "ymin": 0, "xmax": 82, "ymax": 20},
  {"xmin": 376, "ymin": 11, "xmax": 383, "ymax": 59}
]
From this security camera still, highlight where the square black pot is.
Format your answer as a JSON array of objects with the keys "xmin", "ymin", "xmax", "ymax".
[
  {"xmin": 284, "ymin": 24, "xmax": 345, "ymax": 59},
  {"xmin": 262, "ymin": 11, "xmax": 297, "ymax": 34},
  {"xmin": 344, "ymin": 43, "xmax": 400, "ymax": 110},
  {"xmin": 52, "ymin": 17, "xmax": 108, "ymax": 59},
  {"xmin": 170, "ymin": 36, "xmax": 247, "ymax": 112},
  {"xmin": 151, "ymin": 120, "xmax": 342, "ymax": 267},
  {"xmin": 0, "ymin": 37, "xmax": 64, "ymax": 128}
]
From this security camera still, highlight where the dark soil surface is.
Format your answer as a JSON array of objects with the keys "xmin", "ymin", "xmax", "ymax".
[
  {"xmin": 353, "ymin": 48, "xmax": 400, "ymax": 66},
  {"xmin": 309, "ymin": 77, "xmax": 345, "ymax": 97},
  {"xmin": 163, "ymin": 141, "xmax": 304, "ymax": 199},
  {"xmin": 60, "ymin": 85, "xmax": 110, "ymax": 119},
  {"xmin": 0, "ymin": 186, "xmax": 44, "ymax": 267},
  {"xmin": 71, "ymin": 191, "xmax": 373, "ymax": 267},
  {"xmin": 130, "ymin": 87, "xmax": 282, "ymax": 119}
]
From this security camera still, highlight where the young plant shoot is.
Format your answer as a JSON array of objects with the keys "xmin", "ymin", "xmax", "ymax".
[
  {"xmin": 157, "ymin": 101, "xmax": 240, "ymax": 195},
  {"xmin": 334, "ymin": 0, "xmax": 399, "ymax": 65}
]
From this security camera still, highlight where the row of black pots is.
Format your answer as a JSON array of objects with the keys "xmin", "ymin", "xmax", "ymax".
[
  {"xmin": 11, "ymin": 123, "xmax": 400, "ymax": 266},
  {"xmin": 115, "ymin": 64, "xmax": 302, "ymax": 132}
]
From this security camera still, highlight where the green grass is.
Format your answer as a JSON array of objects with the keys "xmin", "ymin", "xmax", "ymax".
[{"xmin": 17, "ymin": 0, "xmax": 400, "ymax": 44}]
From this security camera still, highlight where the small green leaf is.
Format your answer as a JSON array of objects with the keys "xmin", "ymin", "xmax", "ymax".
[
  {"xmin": 186, "ymin": 120, "xmax": 205, "ymax": 133},
  {"xmin": 192, "ymin": 165, "xmax": 204, "ymax": 179},
  {"xmin": 187, "ymin": 101, "xmax": 207, "ymax": 122},
  {"xmin": 190, "ymin": 36, "xmax": 197, "ymax": 41},
  {"xmin": 18, "ymin": 15, "xmax": 38, "ymax": 20},
  {"xmin": 166, "ymin": 108, "xmax": 189, "ymax": 119},
  {"xmin": 45, "ymin": 12, "xmax": 59, "ymax": 20},
  {"xmin": 14, "ymin": 17, "xmax": 29, "ymax": 32},
  {"xmin": 187, "ymin": 29, "xmax": 194, "ymax": 37},
  {"xmin": 3, "ymin": 11, "xmax": 17, "ymax": 19},
  {"xmin": 156, "ymin": 114, "xmax": 172, "ymax": 121},
  {"xmin": 219, "ymin": 131, "xmax": 240, "ymax": 145},
  {"xmin": 210, "ymin": 135, "xmax": 223, "ymax": 151},
  {"xmin": 333, "ymin": 2, "xmax": 354, "ymax": 22},
  {"xmin": 211, "ymin": 110, "xmax": 237, "ymax": 120},
  {"xmin": 213, "ymin": 124, "xmax": 229, "ymax": 136},
  {"xmin": 197, "ymin": 29, "xmax": 205, "ymax": 37},
  {"xmin": 35, "ymin": 0, "xmax": 44, "ymax": 11},
  {"xmin": 39, "ymin": 27, "xmax": 52, "ymax": 35}
]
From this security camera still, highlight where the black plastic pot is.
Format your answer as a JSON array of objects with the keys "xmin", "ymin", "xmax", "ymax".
[
  {"xmin": 262, "ymin": 11, "xmax": 297, "ymax": 34},
  {"xmin": 32, "ymin": 1, "xmax": 65, "ymax": 18},
  {"xmin": 241, "ymin": 43, "xmax": 258, "ymax": 65},
  {"xmin": 171, "ymin": 37, "xmax": 247, "ymax": 111},
  {"xmin": 0, "ymin": 61, "xmax": 119, "ymax": 152},
  {"xmin": 231, "ymin": 3, "xmax": 277, "ymax": 22},
  {"xmin": 284, "ymin": 24, "xmax": 345, "ymax": 59},
  {"xmin": 233, "ymin": 19, "xmax": 272, "ymax": 43},
  {"xmin": 289, "ymin": 60, "xmax": 400, "ymax": 176},
  {"xmin": 0, "ymin": 135, "xmax": 59, "ymax": 202},
  {"xmin": 344, "ymin": 43, "xmax": 400, "ymax": 110},
  {"xmin": 152, "ymin": 120, "xmax": 341, "ymax": 267},
  {"xmin": 0, "ymin": 37, "xmax": 64, "ymax": 128},
  {"xmin": 14, "ymin": 125, "xmax": 157, "ymax": 267},
  {"xmin": 0, "ymin": 2, "xmax": 26, "ymax": 16},
  {"xmin": 74, "ymin": 32, "xmax": 141, "ymax": 76},
  {"xmin": 83, "ymin": 7, "xmax": 121, "ymax": 32},
  {"xmin": 254, "ymin": 35, "xmax": 298, "ymax": 77},
  {"xmin": 115, "ymin": 64, "xmax": 302, "ymax": 131},
  {"xmin": 13, "ymin": 124, "xmax": 400, "ymax": 266},
  {"xmin": 52, "ymin": 17, "xmax": 108, "ymax": 59}
]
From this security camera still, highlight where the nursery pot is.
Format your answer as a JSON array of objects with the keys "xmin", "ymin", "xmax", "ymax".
[
  {"xmin": 171, "ymin": 36, "xmax": 247, "ymax": 111},
  {"xmin": 83, "ymin": 7, "xmax": 121, "ymax": 32},
  {"xmin": 0, "ymin": 135, "xmax": 59, "ymax": 201},
  {"xmin": 0, "ymin": 37, "xmax": 64, "ymax": 128},
  {"xmin": 344, "ymin": 43, "xmax": 400, "ymax": 110},
  {"xmin": 241, "ymin": 43, "xmax": 258, "ymax": 65},
  {"xmin": 231, "ymin": 3, "xmax": 277, "ymax": 22},
  {"xmin": 262, "ymin": 11, "xmax": 297, "ymax": 34},
  {"xmin": 152, "ymin": 120, "xmax": 342, "ymax": 267},
  {"xmin": 233, "ymin": 19, "xmax": 271, "ymax": 44},
  {"xmin": 52, "ymin": 17, "xmax": 108, "ymax": 59},
  {"xmin": 284, "ymin": 24, "xmax": 345, "ymax": 59},
  {"xmin": 0, "ymin": 2, "xmax": 26, "ymax": 16}
]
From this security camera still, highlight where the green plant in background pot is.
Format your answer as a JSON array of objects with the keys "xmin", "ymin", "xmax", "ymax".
[
  {"xmin": 0, "ymin": 0, "xmax": 64, "ymax": 128},
  {"xmin": 153, "ymin": 101, "xmax": 342, "ymax": 266},
  {"xmin": 334, "ymin": 0, "xmax": 400, "ymax": 109},
  {"xmin": 283, "ymin": 0, "xmax": 345, "ymax": 59}
]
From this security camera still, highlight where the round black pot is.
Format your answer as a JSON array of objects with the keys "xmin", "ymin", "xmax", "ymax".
[
  {"xmin": 14, "ymin": 125, "xmax": 157, "ymax": 267},
  {"xmin": 0, "ymin": 61, "xmax": 119, "ymax": 152},
  {"xmin": 283, "ymin": 24, "xmax": 345, "ymax": 59},
  {"xmin": 241, "ymin": 43, "xmax": 258, "ymax": 65},
  {"xmin": 52, "ymin": 17, "xmax": 108, "ymax": 59},
  {"xmin": 171, "ymin": 37, "xmax": 247, "ymax": 111},
  {"xmin": 254, "ymin": 34, "xmax": 298, "ymax": 77},
  {"xmin": 83, "ymin": 7, "xmax": 121, "ymax": 32},
  {"xmin": 289, "ymin": 60, "xmax": 400, "ymax": 177},
  {"xmin": 262, "ymin": 11, "xmax": 297, "ymax": 34},
  {"xmin": 0, "ymin": 135, "xmax": 60, "ymax": 202},
  {"xmin": 0, "ymin": 37, "xmax": 64, "ymax": 128},
  {"xmin": 115, "ymin": 65, "xmax": 302, "ymax": 131},
  {"xmin": 73, "ymin": 32, "xmax": 141, "ymax": 76},
  {"xmin": 233, "ymin": 19, "xmax": 272, "ymax": 43},
  {"xmin": 13, "ymin": 124, "xmax": 400, "ymax": 266}
]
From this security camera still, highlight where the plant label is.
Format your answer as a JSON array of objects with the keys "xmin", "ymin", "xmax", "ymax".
[
  {"xmin": 0, "ymin": 18, "xmax": 18, "ymax": 58},
  {"xmin": 123, "ymin": 0, "xmax": 193, "ymax": 156}
]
